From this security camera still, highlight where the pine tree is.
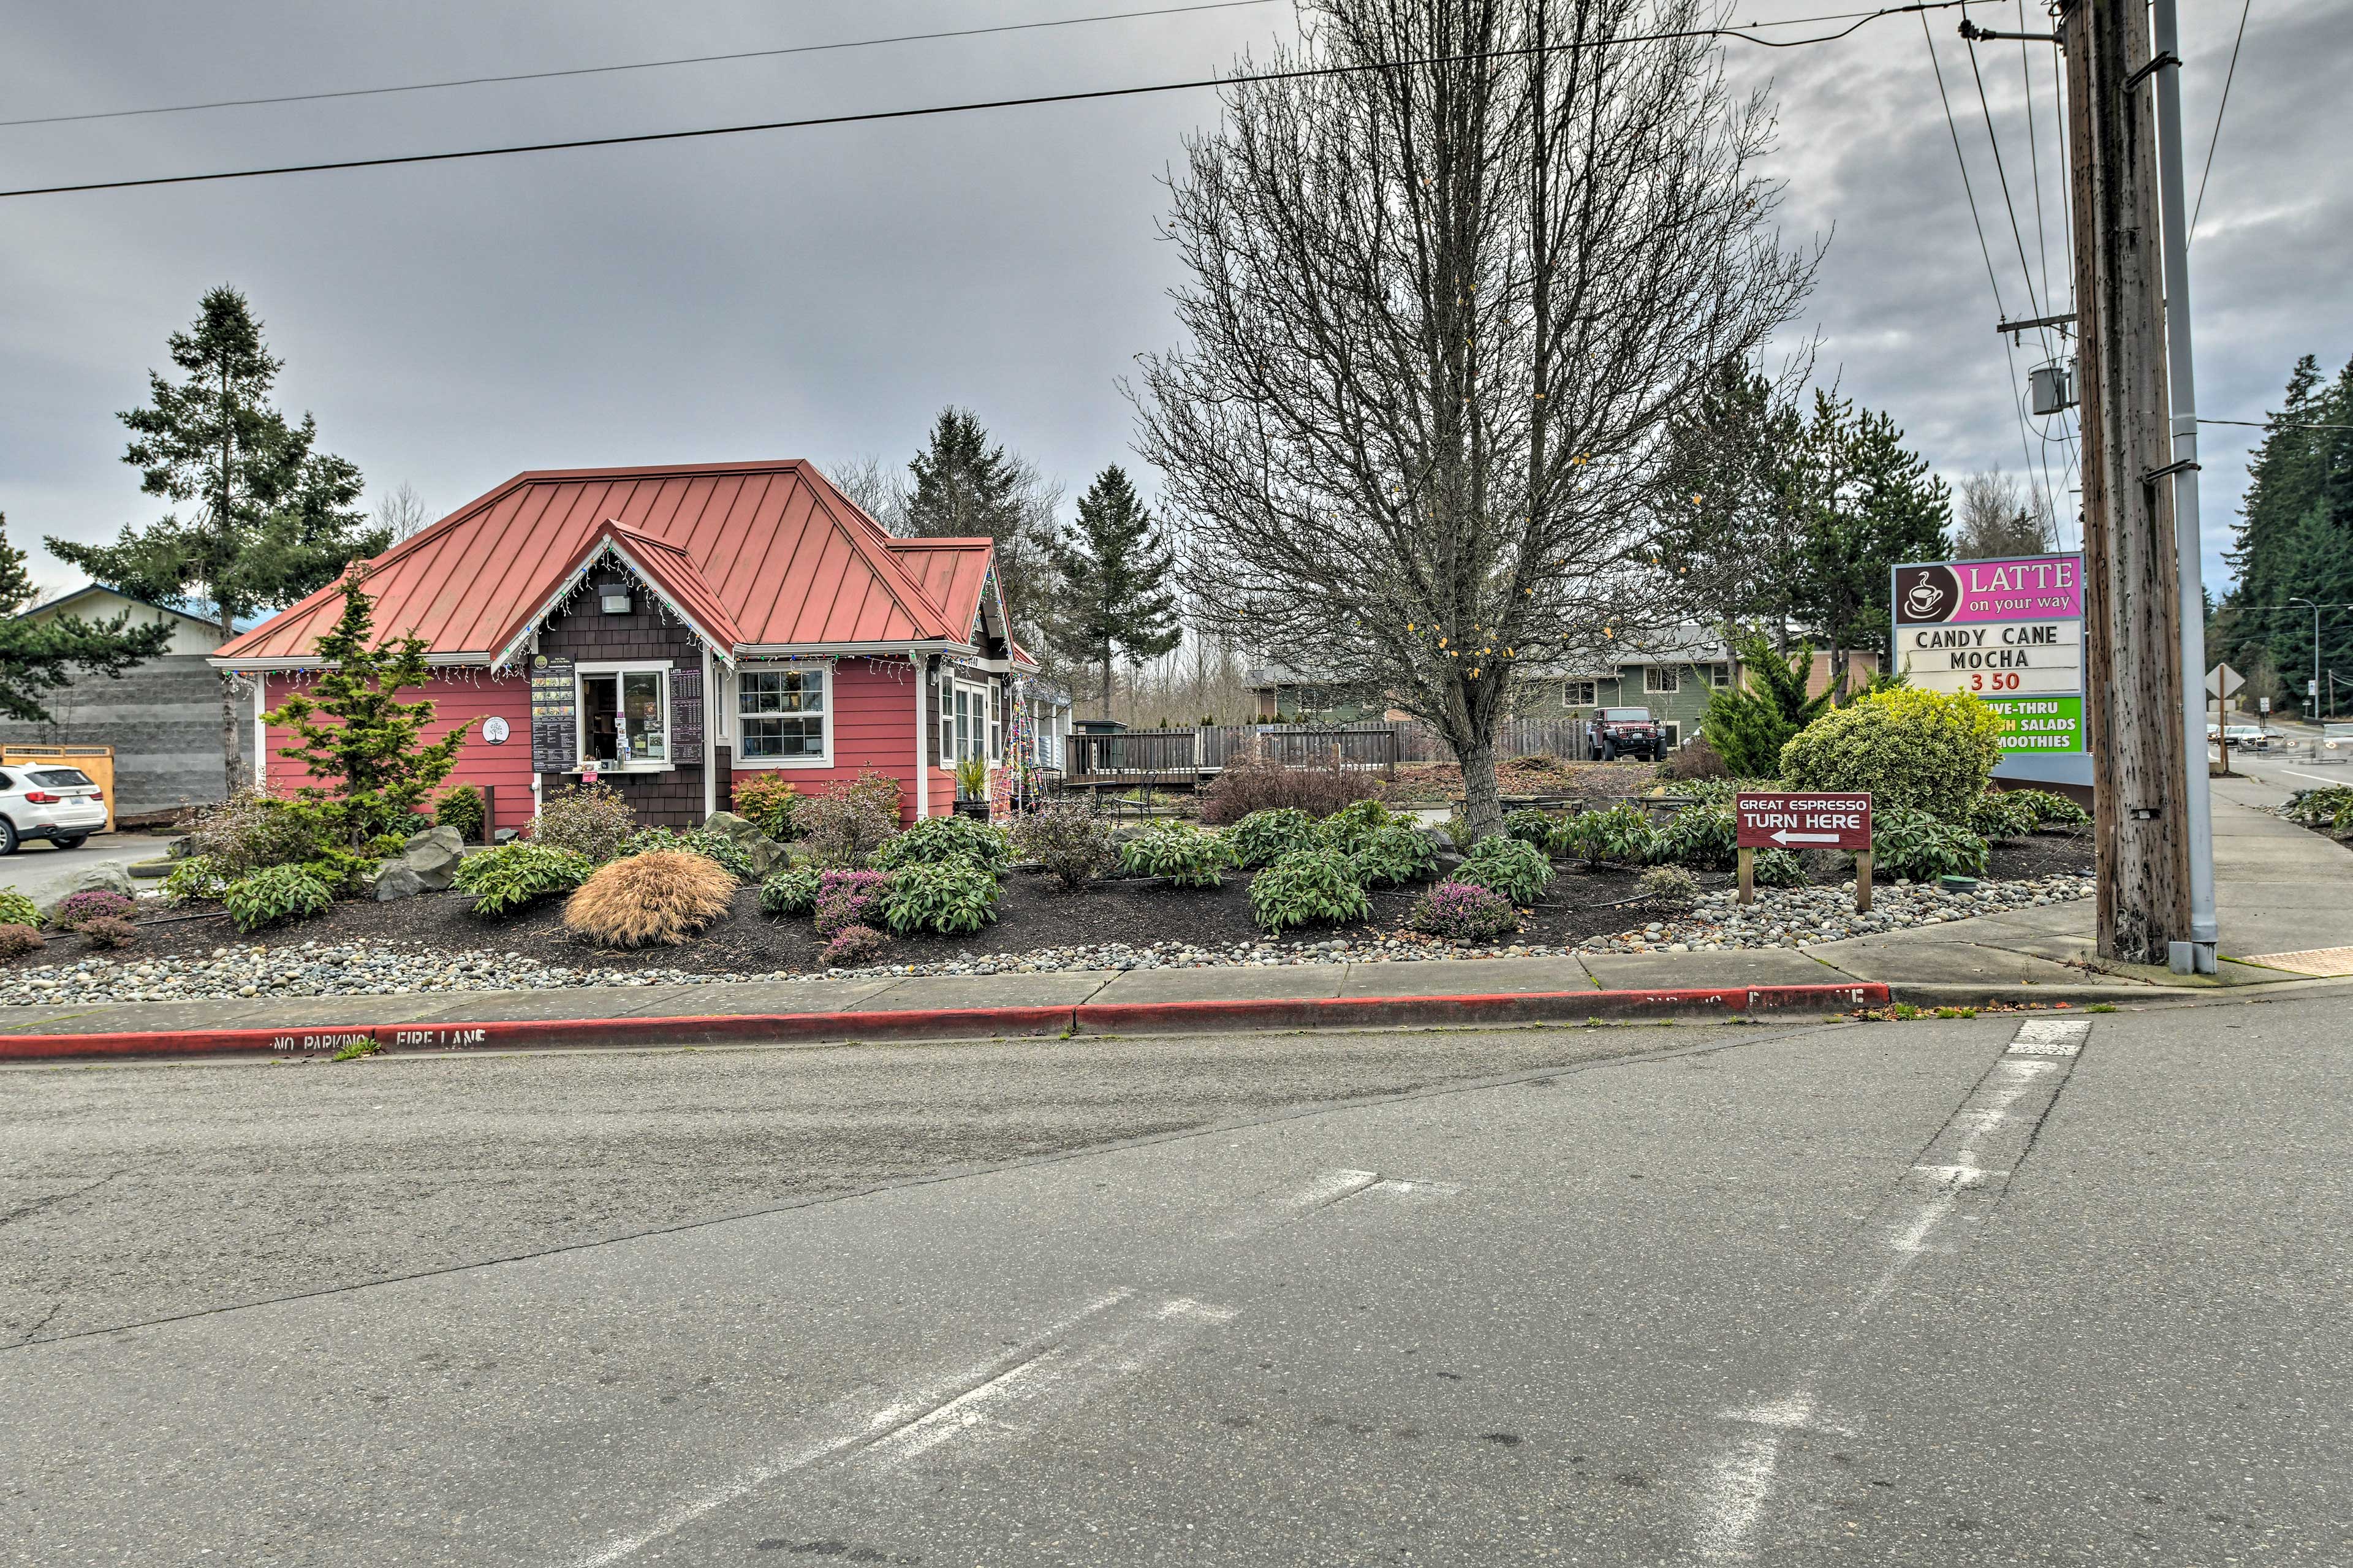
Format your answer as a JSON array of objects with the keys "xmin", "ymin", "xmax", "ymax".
[
  {"xmin": 901, "ymin": 407, "xmax": 1055, "ymax": 643},
  {"xmin": 1044, "ymin": 467, "xmax": 1183, "ymax": 717},
  {"xmin": 263, "ymin": 574, "xmax": 466, "ymax": 849},
  {"xmin": 0, "ymin": 512, "xmax": 176, "ymax": 724},
  {"xmin": 1700, "ymin": 627, "xmax": 1833, "ymax": 776},
  {"xmin": 2221, "ymin": 354, "xmax": 2353, "ymax": 710},
  {"xmin": 1648, "ymin": 360, "xmax": 1810, "ymax": 637},
  {"xmin": 1789, "ymin": 395, "xmax": 1950, "ymax": 676},
  {"xmin": 45, "ymin": 287, "xmax": 384, "ymax": 789}
]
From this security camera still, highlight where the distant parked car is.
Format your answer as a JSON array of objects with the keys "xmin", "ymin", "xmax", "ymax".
[
  {"xmin": 1595, "ymin": 706, "xmax": 1666, "ymax": 762},
  {"xmin": 2324, "ymin": 723, "xmax": 2353, "ymax": 751},
  {"xmin": 2222, "ymin": 724, "xmax": 2269, "ymax": 751},
  {"xmin": 0, "ymin": 765, "xmax": 108, "ymax": 854}
]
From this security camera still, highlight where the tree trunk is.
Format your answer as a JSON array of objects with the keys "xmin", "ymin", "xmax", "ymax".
[
  {"xmin": 1459, "ymin": 735, "xmax": 1502, "ymax": 843},
  {"xmin": 222, "ymin": 667, "xmax": 248, "ymax": 797}
]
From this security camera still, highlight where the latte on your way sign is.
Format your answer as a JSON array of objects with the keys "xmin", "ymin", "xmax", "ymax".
[{"xmin": 1890, "ymin": 551, "xmax": 2091, "ymax": 789}]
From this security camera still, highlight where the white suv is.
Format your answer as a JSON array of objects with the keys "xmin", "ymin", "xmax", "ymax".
[{"xmin": 0, "ymin": 765, "xmax": 108, "ymax": 854}]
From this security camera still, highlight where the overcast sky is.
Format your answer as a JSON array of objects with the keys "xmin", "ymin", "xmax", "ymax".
[{"xmin": 5, "ymin": 0, "xmax": 2346, "ymax": 609}]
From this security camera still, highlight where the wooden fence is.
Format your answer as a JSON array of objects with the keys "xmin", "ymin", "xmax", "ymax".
[{"xmin": 1065, "ymin": 718, "xmax": 1596, "ymax": 782}]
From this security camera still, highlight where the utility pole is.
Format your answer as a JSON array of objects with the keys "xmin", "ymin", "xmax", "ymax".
[{"xmin": 2058, "ymin": 0, "xmax": 2197, "ymax": 968}]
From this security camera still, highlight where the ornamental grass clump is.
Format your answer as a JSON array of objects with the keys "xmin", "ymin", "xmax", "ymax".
[
  {"xmin": 813, "ymin": 869, "xmax": 892, "ymax": 936},
  {"xmin": 880, "ymin": 859, "xmax": 1002, "ymax": 936},
  {"xmin": 562, "ymin": 850, "xmax": 738, "ymax": 947},
  {"xmin": 1224, "ymin": 807, "xmax": 1316, "ymax": 869},
  {"xmin": 1249, "ymin": 848, "xmax": 1373, "ymax": 933},
  {"xmin": 871, "ymin": 815, "xmax": 1011, "ymax": 876},
  {"xmin": 759, "ymin": 866, "xmax": 824, "ymax": 917},
  {"xmin": 1408, "ymin": 881, "xmax": 1519, "ymax": 941},
  {"xmin": 1453, "ymin": 835, "xmax": 1552, "ymax": 904},
  {"xmin": 1008, "ymin": 800, "xmax": 1120, "ymax": 890},
  {"xmin": 222, "ymin": 864, "xmax": 333, "ymax": 933},
  {"xmin": 529, "ymin": 782, "xmax": 638, "ymax": 864},
  {"xmin": 45, "ymin": 889, "xmax": 138, "ymax": 931},
  {"xmin": 453, "ymin": 842, "xmax": 593, "ymax": 917},
  {"xmin": 1118, "ymin": 821, "xmax": 1233, "ymax": 887}
]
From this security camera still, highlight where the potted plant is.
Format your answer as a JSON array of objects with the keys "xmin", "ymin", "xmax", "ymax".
[{"xmin": 952, "ymin": 756, "xmax": 991, "ymax": 818}]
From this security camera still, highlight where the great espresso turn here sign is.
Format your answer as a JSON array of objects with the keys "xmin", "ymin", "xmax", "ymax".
[
  {"xmin": 1890, "ymin": 552, "xmax": 2089, "ymax": 786},
  {"xmin": 1734, "ymin": 792, "xmax": 1873, "ymax": 851}
]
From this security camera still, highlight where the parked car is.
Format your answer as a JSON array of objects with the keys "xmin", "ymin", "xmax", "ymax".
[
  {"xmin": 0, "ymin": 765, "xmax": 108, "ymax": 854},
  {"xmin": 2222, "ymin": 724, "xmax": 2270, "ymax": 751},
  {"xmin": 1595, "ymin": 706, "xmax": 1666, "ymax": 762},
  {"xmin": 2324, "ymin": 723, "xmax": 2353, "ymax": 752}
]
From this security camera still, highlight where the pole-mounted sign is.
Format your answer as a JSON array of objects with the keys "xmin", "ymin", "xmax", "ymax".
[
  {"xmin": 1891, "ymin": 553, "xmax": 2091, "ymax": 791},
  {"xmin": 1734, "ymin": 790, "xmax": 1874, "ymax": 910}
]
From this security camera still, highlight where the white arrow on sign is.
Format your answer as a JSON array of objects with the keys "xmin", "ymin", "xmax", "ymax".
[{"xmin": 1771, "ymin": 829, "xmax": 1842, "ymax": 846}]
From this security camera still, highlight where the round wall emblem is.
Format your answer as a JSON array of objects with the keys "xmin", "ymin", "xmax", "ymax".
[
  {"xmin": 482, "ymin": 716, "xmax": 511, "ymax": 744},
  {"xmin": 1896, "ymin": 564, "xmax": 1963, "ymax": 624}
]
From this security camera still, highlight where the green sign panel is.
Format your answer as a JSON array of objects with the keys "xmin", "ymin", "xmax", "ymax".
[{"xmin": 1984, "ymin": 695, "xmax": 2084, "ymax": 754}]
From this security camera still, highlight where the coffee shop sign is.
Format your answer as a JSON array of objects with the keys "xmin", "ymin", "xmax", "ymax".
[{"xmin": 1896, "ymin": 556, "xmax": 2081, "ymax": 624}]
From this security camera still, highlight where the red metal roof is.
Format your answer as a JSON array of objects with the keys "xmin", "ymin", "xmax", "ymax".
[{"xmin": 216, "ymin": 461, "xmax": 998, "ymax": 664}]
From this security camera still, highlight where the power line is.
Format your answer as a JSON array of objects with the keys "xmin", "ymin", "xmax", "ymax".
[
  {"xmin": 0, "ymin": 2, "xmax": 1982, "ymax": 201},
  {"xmin": 0, "ymin": 0, "xmax": 1285, "ymax": 130},
  {"xmin": 2199, "ymin": 417, "xmax": 2353, "ymax": 431},
  {"xmin": 2189, "ymin": 0, "xmax": 2254, "ymax": 242}
]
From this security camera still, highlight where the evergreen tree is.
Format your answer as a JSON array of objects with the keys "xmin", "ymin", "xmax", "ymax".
[
  {"xmin": 46, "ymin": 287, "xmax": 384, "ymax": 789},
  {"xmin": 2221, "ymin": 353, "xmax": 2353, "ymax": 711},
  {"xmin": 1648, "ymin": 360, "xmax": 1809, "ymax": 638},
  {"xmin": 1044, "ymin": 467, "xmax": 1183, "ymax": 716},
  {"xmin": 900, "ymin": 407, "xmax": 1055, "ymax": 643},
  {"xmin": 1700, "ymin": 627, "xmax": 1833, "ymax": 776},
  {"xmin": 0, "ymin": 512, "xmax": 176, "ymax": 725},
  {"xmin": 1789, "ymin": 394, "xmax": 1950, "ymax": 673},
  {"xmin": 263, "ymin": 573, "xmax": 466, "ymax": 850}
]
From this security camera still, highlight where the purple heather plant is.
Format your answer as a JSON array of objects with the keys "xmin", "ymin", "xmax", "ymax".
[
  {"xmin": 821, "ymin": 923, "xmax": 888, "ymax": 968},
  {"xmin": 814, "ymin": 869, "xmax": 892, "ymax": 937},
  {"xmin": 46, "ymin": 889, "xmax": 137, "ymax": 931},
  {"xmin": 1407, "ymin": 879, "xmax": 1520, "ymax": 942}
]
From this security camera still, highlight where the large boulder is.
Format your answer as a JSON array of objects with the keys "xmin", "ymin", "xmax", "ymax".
[
  {"xmin": 745, "ymin": 837, "xmax": 789, "ymax": 877},
  {"xmin": 373, "ymin": 862, "xmax": 428, "ymax": 902},
  {"xmin": 703, "ymin": 810, "xmax": 762, "ymax": 843},
  {"xmin": 36, "ymin": 862, "xmax": 139, "ymax": 918},
  {"xmin": 400, "ymin": 826, "xmax": 466, "ymax": 892}
]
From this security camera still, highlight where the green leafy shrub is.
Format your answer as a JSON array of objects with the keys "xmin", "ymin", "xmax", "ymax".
[
  {"xmin": 434, "ymin": 784, "xmax": 487, "ymax": 844},
  {"xmin": 222, "ymin": 865, "xmax": 333, "ymax": 933},
  {"xmin": 529, "ymin": 782, "xmax": 638, "ymax": 863},
  {"xmin": 453, "ymin": 842, "xmax": 592, "ymax": 917},
  {"xmin": 0, "ymin": 923, "xmax": 44, "ymax": 959},
  {"xmin": 621, "ymin": 827, "xmax": 759, "ymax": 881},
  {"xmin": 0, "ymin": 892, "xmax": 37, "ymax": 928},
  {"xmin": 822, "ymin": 923, "xmax": 887, "ymax": 967},
  {"xmin": 2006, "ymin": 787, "xmax": 2091, "ymax": 828},
  {"xmin": 1703, "ymin": 630, "xmax": 1835, "ymax": 776},
  {"xmin": 79, "ymin": 915, "xmax": 139, "ymax": 950},
  {"xmin": 2284, "ymin": 786, "xmax": 2353, "ymax": 836},
  {"xmin": 759, "ymin": 866, "xmax": 824, "ymax": 916},
  {"xmin": 1779, "ymin": 687, "xmax": 2001, "ymax": 822},
  {"xmin": 161, "ymin": 855, "xmax": 232, "ymax": 905},
  {"xmin": 871, "ymin": 815, "xmax": 1011, "ymax": 876},
  {"xmin": 1408, "ymin": 880, "xmax": 1518, "ymax": 940},
  {"xmin": 1966, "ymin": 790, "xmax": 2040, "ymax": 841},
  {"xmin": 1555, "ymin": 801, "xmax": 1657, "ymax": 867},
  {"xmin": 46, "ymin": 890, "xmax": 137, "ymax": 931},
  {"xmin": 1453, "ymin": 835, "xmax": 1553, "ymax": 904},
  {"xmin": 1249, "ymin": 849, "xmax": 1373, "ymax": 933},
  {"xmin": 1871, "ymin": 805, "xmax": 1990, "ymax": 881},
  {"xmin": 1653, "ymin": 803, "xmax": 1737, "ymax": 871},
  {"xmin": 563, "ymin": 850, "xmax": 737, "ymax": 947},
  {"xmin": 1754, "ymin": 847, "xmax": 1806, "ymax": 886},
  {"xmin": 1225, "ymin": 808, "xmax": 1317, "ymax": 869},
  {"xmin": 1350, "ymin": 822, "xmax": 1438, "ymax": 887},
  {"xmin": 799, "ymin": 771, "xmax": 903, "ymax": 868},
  {"xmin": 1504, "ymin": 807, "xmax": 1560, "ymax": 848},
  {"xmin": 299, "ymin": 848, "xmax": 372, "ymax": 897},
  {"xmin": 183, "ymin": 787, "xmax": 325, "ymax": 877},
  {"xmin": 880, "ymin": 859, "xmax": 1002, "ymax": 936},
  {"xmin": 1118, "ymin": 822, "xmax": 1233, "ymax": 887},
  {"xmin": 1313, "ymin": 798, "xmax": 1398, "ymax": 857},
  {"xmin": 1637, "ymin": 864, "xmax": 1700, "ymax": 911},
  {"xmin": 729, "ymin": 773, "xmax": 804, "ymax": 838},
  {"xmin": 1009, "ymin": 800, "xmax": 1120, "ymax": 890}
]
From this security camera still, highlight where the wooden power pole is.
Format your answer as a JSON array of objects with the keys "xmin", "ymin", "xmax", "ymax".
[{"xmin": 2060, "ymin": 0, "xmax": 2194, "ymax": 966}]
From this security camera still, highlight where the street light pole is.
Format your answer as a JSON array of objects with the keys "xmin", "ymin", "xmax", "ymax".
[{"xmin": 2288, "ymin": 597, "xmax": 2321, "ymax": 719}]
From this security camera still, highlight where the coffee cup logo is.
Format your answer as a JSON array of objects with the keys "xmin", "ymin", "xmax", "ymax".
[{"xmin": 1898, "ymin": 564, "xmax": 1961, "ymax": 623}]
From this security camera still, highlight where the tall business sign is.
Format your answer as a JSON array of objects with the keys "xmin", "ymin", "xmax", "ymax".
[{"xmin": 1890, "ymin": 553, "xmax": 2091, "ymax": 789}]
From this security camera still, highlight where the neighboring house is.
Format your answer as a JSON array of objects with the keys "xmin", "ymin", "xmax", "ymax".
[
  {"xmin": 1017, "ymin": 675, "xmax": 1075, "ymax": 771},
  {"xmin": 0, "ymin": 585, "xmax": 257, "ymax": 824},
  {"xmin": 212, "ymin": 461, "xmax": 1037, "ymax": 831},
  {"xmin": 1555, "ymin": 627, "xmax": 1879, "ymax": 751},
  {"xmin": 1242, "ymin": 665, "xmax": 1410, "ymax": 723}
]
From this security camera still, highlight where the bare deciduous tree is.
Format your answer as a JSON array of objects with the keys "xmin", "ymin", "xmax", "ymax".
[
  {"xmin": 1133, "ymin": 0, "xmax": 1818, "ymax": 838},
  {"xmin": 1953, "ymin": 467, "xmax": 2058, "ymax": 559},
  {"xmin": 822, "ymin": 454, "xmax": 908, "ymax": 533},
  {"xmin": 375, "ymin": 480, "xmax": 433, "ymax": 542}
]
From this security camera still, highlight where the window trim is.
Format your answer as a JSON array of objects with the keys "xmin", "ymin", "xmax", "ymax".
[
  {"xmin": 1562, "ymin": 678, "xmax": 1598, "ymax": 709},
  {"xmin": 574, "ymin": 659, "xmax": 675, "ymax": 773},
  {"xmin": 732, "ymin": 661, "xmax": 835, "ymax": 770},
  {"xmin": 1643, "ymin": 664, "xmax": 1680, "ymax": 695}
]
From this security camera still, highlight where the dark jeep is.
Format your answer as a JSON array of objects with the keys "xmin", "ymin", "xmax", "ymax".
[{"xmin": 1594, "ymin": 706, "xmax": 1665, "ymax": 762}]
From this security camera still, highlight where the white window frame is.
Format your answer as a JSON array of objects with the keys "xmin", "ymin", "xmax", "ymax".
[
  {"xmin": 733, "ymin": 662, "xmax": 833, "ymax": 769},
  {"xmin": 574, "ymin": 659, "xmax": 675, "ymax": 773},
  {"xmin": 1644, "ymin": 664, "xmax": 1680, "ymax": 695},
  {"xmin": 952, "ymin": 678, "xmax": 991, "ymax": 765},
  {"xmin": 1708, "ymin": 662, "xmax": 1732, "ymax": 688},
  {"xmin": 938, "ymin": 670, "xmax": 955, "ymax": 769},
  {"xmin": 1662, "ymin": 721, "xmax": 1682, "ymax": 749},
  {"xmin": 1563, "ymin": 678, "xmax": 1598, "ymax": 708}
]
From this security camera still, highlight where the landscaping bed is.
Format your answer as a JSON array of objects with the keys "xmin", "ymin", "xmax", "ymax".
[{"xmin": 1382, "ymin": 755, "xmax": 1651, "ymax": 806}]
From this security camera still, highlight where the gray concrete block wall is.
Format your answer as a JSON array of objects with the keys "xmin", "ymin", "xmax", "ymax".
[{"xmin": 0, "ymin": 655, "xmax": 255, "ymax": 822}]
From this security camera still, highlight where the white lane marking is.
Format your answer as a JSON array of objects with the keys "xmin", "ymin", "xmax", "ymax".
[
  {"xmin": 2008, "ymin": 1018, "xmax": 2091, "ymax": 1056},
  {"xmin": 564, "ymin": 1289, "xmax": 1135, "ymax": 1567},
  {"xmin": 2281, "ymin": 768, "xmax": 2344, "ymax": 784},
  {"xmin": 1692, "ymin": 1387, "xmax": 1816, "ymax": 1564},
  {"xmin": 1287, "ymin": 1167, "xmax": 1382, "ymax": 1211},
  {"xmin": 1366, "ymin": 1177, "xmax": 1463, "ymax": 1199}
]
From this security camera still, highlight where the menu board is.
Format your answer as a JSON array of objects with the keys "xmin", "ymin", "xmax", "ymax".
[
  {"xmin": 1892, "ymin": 553, "xmax": 2088, "ymax": 784},
  {"xmin": 671, "ymin": 666, "xmax": 703, "ymax": 756},
  {"xmin": 529, "ymin": 655, "xmax": 576, "ymax": 773}
]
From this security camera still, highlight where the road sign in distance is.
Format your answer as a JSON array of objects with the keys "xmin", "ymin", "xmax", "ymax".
[
  {"xmin": 1735, "ymin": 792, "xmax": 1873, "ymax": 852},
  {"xmin": 2206, "ymin": 663, "xmax": 2244, "ymax": 699}
]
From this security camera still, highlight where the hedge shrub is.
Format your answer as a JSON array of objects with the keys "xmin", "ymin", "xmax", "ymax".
[
  {"xmin": 1225, "ymin": 808, "xmax": 1317, "ymax": 869},
  {"xmin": 880, "ymin": 858, "xmax": 1002, "ymax": 936},
  {"xmin": 1966, "ymin": 790, "xmax": 2040, "ymax": 842},
  {"xmin": 1779, "ymin": 687, "xmax": 2001, "ymax": 822},
  {"xmin": 1637, "ymin": 864, "xmax": 1700, "ymax": 911},
  {"xmin": 1653, "ymin": 803, "xmax": 1737, "ymax": 871},
  {"xmin": 222, "ymin": 865, "xmax": 333, "ymax": 933},
  {"xmin": 621, "ymin": 827, "xmax": 760, "ymax": 881},
  {"xmin": 870, "ymin": 815, "xmax": 1011, "ymax": 876},
  {"xmin": 798, "ymin": 771, "xmax": 903, "ymax": 868},
  {"xmin": 729, "ymin": 773, "xmax": 803, "ymax": 838},
  {"xmin": 758, "ymin": 866, "xmax": 824, "ymax": 917},
  {"xmin": 434, "ymin": 784, "xmax": 487, "ymax": 844},
  {"xmin": 1555, "ymin": 800, "xmax": 1656, "ymax": 867},
  {"xmin": 529, "ymin": 782, "xmax": 638, "ymax": 864},
  {"xmin": 1350, "ymin": 822, "xmax": 1438, "ymax": 887},
  {"xmin": 453, "ymin": 842, "xmax": 592, "ymax": 917},
  {"xmin": 1871, "ymin": 805, "xmax": 1991, "ymax": 881},
  {"xmin": 1753, "ymin": 847, "xmax": 1807, "ymax": 887},
  {"xmin": 1008, "ymin": 800, "xmax": 1120, "ymax": 890},
  {"xmin": 2007, "ymin": 787, "xmax": 2091, "ymax": 828},
  {"xmin": 1249, "ymin": 849, "xmax": 1373, "ymax": 933},
  {"xmin": 1197, "ymin": 757, "xmax": 1379, "ymax": 825},
  {"xmin": 1312, "ymin": 798, "xmax": 1398, "ymax": 857},
  {"xmin": 1118, "ymin": 822, "xmax": 1233, "ymax": 887},
  {"xmin": 1453, "ymin": 835, "xmax": 1552, "ymax": 904},
  {"xmin": 1503, "ymin": 808, "xmax": 1560, "ymax": 848}
]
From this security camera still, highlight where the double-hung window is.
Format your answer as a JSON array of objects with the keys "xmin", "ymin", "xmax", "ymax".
[
  {"xmin": 1563, "ymin": 679, "xmax": 1598, "ymax": 708},
  {"xmin": 577, "ymin": 662, "xmax": 671, "ymax": 769},
  {"xmin": 1644, "ymin": 664, "xmax": 1680, "ymax": 695},
  {"xmin": 738, "ymin": 666, "xmax": 827, "ymax": 763}
]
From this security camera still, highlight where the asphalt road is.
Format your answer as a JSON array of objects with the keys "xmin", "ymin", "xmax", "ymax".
[
  {"xmin": 4, "ymin": 999, "xmax": 2347, "ymax": 1566},
  {"xmin": 0, "ymin": 831, "xmax": 156, "ymax": 903}
]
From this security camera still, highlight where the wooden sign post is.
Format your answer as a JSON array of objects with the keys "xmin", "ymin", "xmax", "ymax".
[{"xmin": 1734, "ymin": 791, "xmax": 1875, "ymax": 912}]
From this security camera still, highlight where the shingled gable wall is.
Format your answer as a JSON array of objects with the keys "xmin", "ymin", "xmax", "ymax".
[{"xmin": 533, "ymin": 591, "xmax": 714, "ymax": 829}]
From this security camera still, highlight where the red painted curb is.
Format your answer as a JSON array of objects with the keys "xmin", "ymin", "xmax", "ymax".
[{"xmin": 0, "ymin": 983, "xmax": 1889, "ymax": 1062}]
